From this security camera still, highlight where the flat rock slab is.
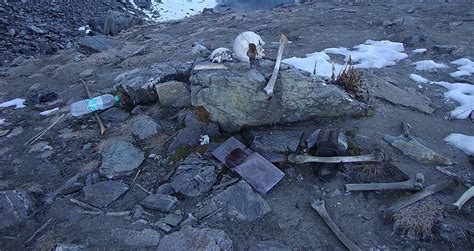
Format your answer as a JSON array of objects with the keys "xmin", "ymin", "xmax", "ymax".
[
  {"xmin": 214, "ymin": 180, "xmax": 271, "ymax": 221},
  {"xmin": 250, "ymin": 130, "xmax": 302, "ymax": 162},
  {"xmin": 369, "ymin": 73, "xmax": 434, "ymax": 114},
  {"xmin": 100, "ymin": 107, "xmax": 129, "ymax": 122},
  {"xmin": 82, "ymin": 181, "xmax": 129, "ymax": 208},
  {"xmin": 248, "ymin": 241, "xmax": 292, "ymax": 251},
  {"xmin": 114, "ymin": 61, "xmax": 193, "ymax": 105},
  {"xmin": 141, "ymin": 194, "xmax": 177, "ymax": 212},
  {"xmin": 191, "ymin": 63, "xmax": 368, "ymax": 132},
  {"xmin": 78, "ymin": 35, "xmax": 118, "ymax": 53},
  {"xmin": 0, "ymin": 190, "xmax": 34, "ymax": 230},
  {"xmin": 170, "ymin": 154, "xmax": 217, "ymax": 197},
  {"xmin": 158, "ymin": 227, "xmax": 232, "ymax": 251},
  {"xmin": 99, "ymin": 140, "xmax": 145, "ymax": 179},
  {"xmin": 111, "ymin": 228, "xmax": 160, "ymax": 247},
  {"xmin": 130, "ymin": 115, "xmax": 161, "ymax": 140},
  {"xmin": 156, "ymin": 81, "xmax": 191, "ymax": 108}
]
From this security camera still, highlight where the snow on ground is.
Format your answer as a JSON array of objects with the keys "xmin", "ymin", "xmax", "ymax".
[
  {"xmin": 282, "ymin": 40, "xmax": 408, "ymax": 79},
  {"xmin": 0, "ymin": 98, "xmax": 26, "ymax": 109},
  {"xmin": 409, "ymin": 74, "xmax": 428, "ymax": 83},
  {"xmin": 412, "ymin": 48, "xmax": 427, "ymax": 54},
  {"xmin": 411, "ymin": 60, "xmax": 448, "ymax": 71},
  {"xmin": 130, "ymin": 0, "xmax": 217, "ymax": 22},
  {"xmin": 444, "ymin": 133, "xmax": 474, "ymax": 155},
  {"xmin": 450, "ymin": 58, "xmax": 474, "ymax": 77},
  {"xmin": 40, "ymin": 107, "xmax": 60, "ymax": 116},
  {"xmin": 0, "ymin": 118, "xmax": 5, "ymax": 125}
]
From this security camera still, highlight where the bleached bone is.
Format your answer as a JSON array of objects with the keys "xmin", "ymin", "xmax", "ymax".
[
  {"xmin": 233, "ymin": 31, "xmax": 265, "ymax": 62},
  {"xmin": 288, "ymin": 149, "xmax": 384, "ymax": 164},
  {"xmin": 311, "ymin": 200, "xmax": 361, "ymax": 251},
  {"xmin": 209, "ymin": 47, "xmax": 233, "ymax": 63},
  {"xmin": 346, "ymin": 173, "xmax": 424, "ymax": 192},
  {"xmin": 263, "ymin": 34, "xmax": 288, "ymax": 95},
  {"xmin": 453, "ymin": 186, "xmax": 474, "ymax": 209}
]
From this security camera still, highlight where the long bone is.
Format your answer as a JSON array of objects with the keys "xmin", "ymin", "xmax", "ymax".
[
  {"xmin": 311, "ymin": 200, "xmax": 361, "ymax": 251},
  {"xmin": 264, "ymin": 34, "xmax": 288, "ymax": 95},
  {"xmin": 345, "ymin": 173, "xmax": 424, "ymax": 192},
  {"xmin": 288, "ymin": 149, "xmax": 384, "ymax": 164},
  {"xmin": 453, "ymin": 186, "xmax": 474, "ymax": 209}
]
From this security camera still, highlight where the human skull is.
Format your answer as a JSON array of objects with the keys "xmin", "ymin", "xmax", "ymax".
[
  {"xmin": 209, "ymin": 47, "xmax": 233, "ymax": 63},
  {"xmin": 232, "ymin": 31, "xmax": 265, "ymax": 62}
]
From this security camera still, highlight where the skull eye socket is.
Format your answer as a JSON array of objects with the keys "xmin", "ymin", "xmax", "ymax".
[{"xmin": 247, "ymin": 43, "xmax": 257, "ymax": 59}]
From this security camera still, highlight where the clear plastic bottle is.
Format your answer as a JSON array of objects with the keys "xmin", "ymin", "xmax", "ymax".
[{"xmin": 70, "ymin": 94, "xmax": 119, "ymax": 117}]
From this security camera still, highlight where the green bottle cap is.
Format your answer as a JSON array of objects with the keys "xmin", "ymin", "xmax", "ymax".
[{"xmin": 114, "ymin": 96, "xmax": 120, "ymax": 102}]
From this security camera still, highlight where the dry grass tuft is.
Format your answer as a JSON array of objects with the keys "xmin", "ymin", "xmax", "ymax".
[
  {"xmin": 330, "ymin": 56, "xmax": 368, "ymax": 101},
  {"xmin": 358, "ymin": 163, "xmax": 387, "ymax": 179},
  {"xmin": 393, "ymin": 196, "xmax": 445, "ymax": 239}
]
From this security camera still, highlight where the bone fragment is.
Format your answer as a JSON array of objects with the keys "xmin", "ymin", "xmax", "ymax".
[
  {"xmin": 193, "ymin": 63, "xmax": 228, "ymax": 71},
  {"xmin": 453, "ymin": 186, "xmax": 474, "ymax": 209},
  {"xmin": 263, "ymin": 34, "xmax": 288, "ymax": 95},
  {"xmin": 383, "ymin": 179, "xmax": 453, "ymax": 217},
  {"xmin": 346, "ymin": 173, "xmax": 424, "ymax": 192},
  {"xmin": 311, "ymin": 200, "xmax": 361, "ymax": 251},
  {"xmin": 289, "ymin": 150, "xmax": 384, "ymax": 164}
]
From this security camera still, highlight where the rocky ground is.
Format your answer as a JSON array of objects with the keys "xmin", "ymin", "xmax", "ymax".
[{"xmin": 1, "ymin": 1, "xmax": 474, "ymax": 250}]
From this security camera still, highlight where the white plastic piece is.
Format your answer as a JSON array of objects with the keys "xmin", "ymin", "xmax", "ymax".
[{"xmin": 233, "ymin": 31, "xmax": 265, "ymax": 62}]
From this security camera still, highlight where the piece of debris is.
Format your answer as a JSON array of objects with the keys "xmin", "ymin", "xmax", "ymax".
[
  {"xmin": 99, "ymin": 140, "xmax": 145, "ymax": 179},
  {"xmin": 0, "ymin": 190, "xmax": 35, "ymax": 230},
  {"xmin": 311, "ymin": 199, "xmax": 361, "ymax": 251},
  {"xmin": 130, "ymin": 115, "xmax": 161, "ymax": 140},
  {"xmin": 209, "ymin": 47, "xmax": 233, "ymax": 63},
  {"xmin": 0, "ymin": 98, "xmax": 26, "ymax": 109},
  {"xmin": 213, "ymin": 180, "xmax": 271, "ymax": 221},
  {"xmin": 264, "ymin": 34, "xmax": 288, "ymax": 95},
  {"xmin": 111, "ymin": 228, "xmax": 161, "ymax": 247},
  {"xmin": 158, "ymin": 227, "xmax": 233, "ymax": 251},
  {"xmin": 141, "ymin": 194, "xmax": 177, "ymax": 212},
  {"xmin": 212, "ymin": 137, "xmax": 284, "ymax": 194},
  {"xmin": 384, "ymin": 122, "xmax": 452, "ymax": 165},
  {"xmin": 199, "ymin": 135, "xmax": 210, "ymax": 145},
  {"xmin": 383, "ymin": 179, "xmax": 453, "ymax": 217},
  {"xmin": 453, "ymin": 186, "xmax": 474, "ymax": 209},
  {"xmin": 82, "ymin": 181, "xmax": 129, "ymax": 208},
  {"xmin": 345, "ymin": 173, "xmax": 424, "ymax": 192},
  {"xmin": 170, "ymin": 154, "xmax": 217, "ymax": 197},
  {"xmin": 233, "ymin": 31, "xmax": 265, "ymax": 62}
]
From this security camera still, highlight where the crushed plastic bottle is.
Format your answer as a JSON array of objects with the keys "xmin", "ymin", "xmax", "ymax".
[{"xmin": 70, "ymin": 94, "xmax": 119, "ymax": 117}]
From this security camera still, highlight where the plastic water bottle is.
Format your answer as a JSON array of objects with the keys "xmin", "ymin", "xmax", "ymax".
[{"xmin": 70, "ymin": 94, "xmax": 119, "ymax": 117}]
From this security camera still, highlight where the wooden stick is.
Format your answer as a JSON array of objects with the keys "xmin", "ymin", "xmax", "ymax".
[
  {"xmin": 25, "ymin": 114, "xmax": 64, "ymax": 146},
  {"xmin": 311, "ymin": 200, "xmax": 361, "ymax": 251},
  {"xmin": 80, "ymin": 79, "xmax": 106, "ymax": 135},
  {"xmin": 23, "ymin": 217, "xmax": 54, "ymax": 246}
]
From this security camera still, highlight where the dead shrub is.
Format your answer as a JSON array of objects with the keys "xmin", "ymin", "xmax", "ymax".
[
  {"xmin": 330, "ymin": 56, "xmax": 368, "ymax": 101},
  {"xmin": 393, "ymin": 196, "xmax": 445, "ymax": 239},
  {"xmin": 358, "ymin": 163, "xmax": 387, "ymax": 180}
]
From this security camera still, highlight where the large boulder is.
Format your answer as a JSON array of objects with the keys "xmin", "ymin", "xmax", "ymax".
[
  {"xmin": 114, "ymin": 61, "xmax": 193, "ymax": 105},
  {"xmin": 191, "ymin": 63, "xmax": 368, "ymax": 131}
]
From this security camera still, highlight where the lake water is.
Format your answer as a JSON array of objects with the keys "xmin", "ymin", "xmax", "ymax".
[{"xmin": 130, "ymin": 0, "xmax": 298, "ymax": 22}]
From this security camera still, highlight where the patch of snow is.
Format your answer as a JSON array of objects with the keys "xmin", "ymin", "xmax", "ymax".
[
  {"xmin": 0, "ymin": 118, "xmax": 5, "ymax": 125},
  {"xmin": 282, "ymin": 40, "xmax": 408, "ymax": 79},
  {"xmin": 0, "ymin": 98, "xmax": 26, "ymax": 109},
  {"xmin": 431, "ymin": 81, "xmax": 474, "ymax": 119},
  {"xmin": 409, "ymin": 74, "xmax": 428, "ymax": 83},
  {"xmin": 130, "ymin": 0, "xmax": 217, "ymax": 22},
  {"xmin": 412, "ymin": 48, "xmax": 427, "ymax": 54},
  {"xmin": 444, "ymin": 133, "xmax": 474, "ymax": 155},
  {"xmin": 40, "ymin": 107, "xmax": 59, "ymax": 116},
  {"xmin": 411, "ymin": 60, "xmax": 448, "ymax": 71},
  {"xmin": 450, "ymin": 58, "xmax": 474, "ymax": 78}
]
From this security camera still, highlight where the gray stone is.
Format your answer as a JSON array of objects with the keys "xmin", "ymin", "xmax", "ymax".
[
  {"xmin": 114, "ymin": 61, "xmax": 193, "ymax": 105},
  {"xmin": 99, "ymin": 140, "xmax": 145, "ymax": 179},
  {"xmin": 368, "ymin": 73, "xmax": 434, "ymax": 114},
  {"xmin": 191, "ymin": 65, "xmax": 368, "ymax": 132},
  {"xmin": 161, "ymin": 214, "xmax": 183, "ymax": 227},
  {"xmin": 0, "ymin": 190, "xmax": 34, "ymax": 230},
  {"xmin": 82, "ymin": 181, "xmax": 129, "ymax": 208},
  {"xmin": 141, "ymin": 194, "xmax": 177, "ymax": 212},
  {"xmin": 156, "ymin": 81, "xmax": 191, "ymax": 108},
  {"xmin": 214, "ymin": 180, "xmax": 271, "ymax": 221},
  {"xmin": 78, "ymin": 35, "xmax": 118, "ymax": 54},
  {"xmin": 100, "ymin": 107, "xmax": 129, "ymax": 122},
  {"xmin": 79, "ymin": 69, "xmax": 94, "ymax": 78},
  {"xmin": 156, "ymin": 183, "xmax": 175, "ymax": 195},
  {"xmin": 111, "ymin": 228, "xmax": 160, "ymax": 246},
  {"xmin": 132, "ymin": 205, "xmax": 144, "ymax": 220},
  {"xmin": 158, "ymin": 227, "xmax": 232, "ymax": 251},
  {"xmin": 55, "ymin": 243, "xmax": 86, "ymax": 251},
  {"xmin": 152, "ymin": 221, "xmax": 172, "ymax": 233},
  {"xmin": 248, "ymin": 241, "xmax": 292, "ymax": 251},
  {"xmin": 250, "ymin": 130, "xmax": 302, "ymax": 162},
  {"xmin": 433, "ymin": 44, "xmax": 458, "ymax": 55},
  {"xmin": 130, "ymin": 115, "xmax": 161, "ymax": 140},
  {"xmin": 170, "ymin": 154, "xmax": 217, "ymax": 197},
  {"xmin": 89, "ymin": 10, "xmax": 143, "ymax": 35}
]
